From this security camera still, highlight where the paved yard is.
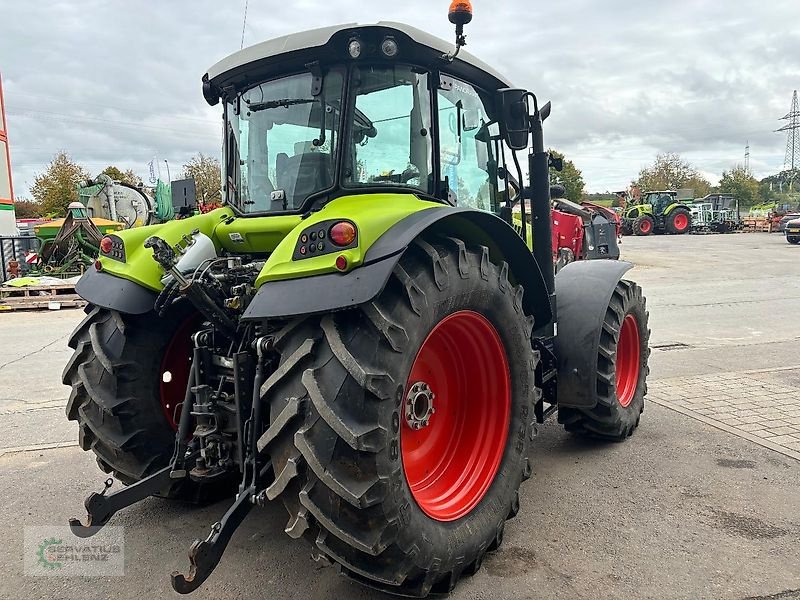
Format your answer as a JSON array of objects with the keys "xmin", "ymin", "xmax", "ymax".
[{"xmin": 0, "ymin": 231, "xmax": 799, "ymax": 600}]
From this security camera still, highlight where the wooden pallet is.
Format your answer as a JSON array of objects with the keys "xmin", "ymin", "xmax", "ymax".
[
  {"xmin": 741, "ymin": 218, "xmax": 776, "ymax": 233},
  {"xmin": 0, "ymin": 282, "xmax": 86, "ymax": 311}
]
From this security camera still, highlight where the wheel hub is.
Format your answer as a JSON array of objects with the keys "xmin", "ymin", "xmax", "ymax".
[{"xmin": 405, "ymin": 381, "xmax": 435, "ymax": 430}]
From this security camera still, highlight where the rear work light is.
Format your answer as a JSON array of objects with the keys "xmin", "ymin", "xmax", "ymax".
[{"xmin": 329, "ymin": 221, "xmax": 357, "ymax": 246}]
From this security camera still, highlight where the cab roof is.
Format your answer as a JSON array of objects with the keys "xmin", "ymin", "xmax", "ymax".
[{"xmin": 204, "ymin": 22, "xmax": 513, "ymax": 98}]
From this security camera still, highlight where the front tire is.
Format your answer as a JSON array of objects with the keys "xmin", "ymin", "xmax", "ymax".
[
  {"xmin": 558, "ymin": 281, "xmax": 650, "ymax": 440},
  {"xmin": 633, "ymin": 215, "xmax": 654, "ymax": 236},
  {"xmin": 260, "ymin": 236, "xmax": 538, "ymax": 597}
]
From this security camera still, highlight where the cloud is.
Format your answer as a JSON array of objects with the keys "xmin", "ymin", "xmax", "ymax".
[{"xmin": 1, "ymin": 0, "xmax": 798, "ymax": 196}]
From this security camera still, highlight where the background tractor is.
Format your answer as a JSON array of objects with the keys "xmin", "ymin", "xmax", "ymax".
[
  {"xmin": 65, "ymin": 5, "xmax": 651, "ymax": 597},
  {"xmin": 621, "ymin": 189, "xmax": 692, "ymax": 236}
]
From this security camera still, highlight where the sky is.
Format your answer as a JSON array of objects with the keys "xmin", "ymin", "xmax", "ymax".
[{"xmin": 1, "ymin": 0, "xmax": 799, "ymax": 198}]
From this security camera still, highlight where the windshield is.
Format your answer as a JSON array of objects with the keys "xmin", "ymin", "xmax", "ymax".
[
  {"xmin": 227, "ymin": 70, "xmax": 344, "ymax": 213},
  {"xmin": 225, "ymin": 65, "xmax": 436, "ymax": 214}
]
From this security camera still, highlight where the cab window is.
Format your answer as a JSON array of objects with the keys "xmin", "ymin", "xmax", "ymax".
[{"xmin": 437, "ymin": 75, "xmax": 499, "ymax": 213}]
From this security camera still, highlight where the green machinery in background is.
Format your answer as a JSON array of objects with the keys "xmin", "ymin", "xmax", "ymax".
[
  {"xmin": 30, "ymin": 202, "xmax": 124, "ymax": 276},
  {"xmin": 78, "ymin": 174, "xmax": 175, "ymax": 227},
  {"xmin": 23, "ymin": 176, "xmax": 179, "ymax": 277}
]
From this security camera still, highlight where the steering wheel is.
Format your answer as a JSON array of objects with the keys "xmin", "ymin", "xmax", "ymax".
[{"xmin": 371, "ymin": 167, "xmax": 420, "ymax": 184}]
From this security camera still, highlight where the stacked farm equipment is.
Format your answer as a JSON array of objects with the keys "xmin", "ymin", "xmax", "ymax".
[
  {"xmin": 689, "ymin": 194, "xmax": 741, "ymax": 233},
  {"xmin": 742, "ymin": 202, "xmax": 782, "ymax": 232},
  {"xmin": 64, "ymin": 6, "xmax": 651, "ymax": 597},
  {"xmin": 1, "ymin": 202, "xmax": 124, "ymax": 310}
]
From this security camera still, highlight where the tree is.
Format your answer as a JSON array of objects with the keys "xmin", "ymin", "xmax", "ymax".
[
  {"xmin": 100, "ymin": 166, "xmax": 140, "ymax": 186},
  {"xmin": 30, "ymin": 151, "xmax": 89, "ymax": 217},
  {"xmin": 719, "ymin": 166, "xmax": 760, "ymax": 209},
  {"xmin": 548, "ymin": 149, "xmax": 585, "ymax": 202},
  {"xmin": 456, "ymin": 177, "xmax": 474, "ymax": 207},
  {"xmin": 683, "ymin": 176, "xmax": 711, "ymax": 198},
  {"xmin": 12, "ymin": 199, "xmax": 43, "ymax": 219},
  {"xmin": 182, "ymin": 153, "xmax": 221, "ymax": 205},
  {"xmin": 633, "ymin": 153, "xmax": 711, "ymax": 196}
]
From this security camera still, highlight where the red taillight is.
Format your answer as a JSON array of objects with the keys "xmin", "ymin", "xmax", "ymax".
[
  {"xmin": 329, "ymin": 222, "xmax": 356, "ymax": 246},
  {"xmin": 335, "ymin": 255, "xmax": 348, "ymax": 271},
  {"xmin": 94, "ymin": 260, "xmax": 103, "ymax": 271},
  {"xmin": 100, "ymin": 236, "xmax": 113, "ymax": 254}
]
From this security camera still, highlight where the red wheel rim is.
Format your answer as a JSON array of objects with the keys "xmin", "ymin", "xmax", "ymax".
[
  {"xmin": 673, "ymin": 213, "xmax": 689, "ymax": 231},
  {"xmin": 616, "ymin": 314, "xmax": 641, "ymax": 408},
  {"xmin": 159, "ymin": 315, "xmax": 201, "ymax": 431},
  {"xmin": 640, "ymin": 219, "xmax": 652, "ymax": 233},
  {"xmin": 401, "ymin": 310, "xmax": 510, "ymax": 522}
]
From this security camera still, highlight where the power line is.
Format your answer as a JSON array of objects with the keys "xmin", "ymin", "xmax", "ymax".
[
  {"xmin": 7, "ymin": 92, "xmax": 217, "ymax": 125},
  {"xmin": 6, "ymin": 108, "xmax": 218, "ymax": 139}
]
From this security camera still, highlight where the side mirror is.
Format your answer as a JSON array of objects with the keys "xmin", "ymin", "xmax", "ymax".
[
  {"xmin": 549, "ymin": 155, "xmax": 564, "ymax": 171},
  {"xmin": 520, "ymin": 184, "xmax": 564, "ymax": 199},
  {"xmin": 550, "ymin": 184, "xmax": 566, "ymax": 199},
  {"xmin": 498, "ymin": 88, "xmax": 530, "ymax": 151}
]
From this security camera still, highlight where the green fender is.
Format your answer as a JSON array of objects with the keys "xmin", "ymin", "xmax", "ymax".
[
  {"xmin": 243, "ymin": 201, "xmax": 553, "ymax": 326},
  {"xmin": 663, "ymin": 203, "xmax": 691, "ymax": 216}
]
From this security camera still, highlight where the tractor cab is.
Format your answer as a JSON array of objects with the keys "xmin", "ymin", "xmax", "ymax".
[
  {"xmin": 205, "ymin": 22, "xmax": 523, "ymax": 220},
  {"xmin": 644, "ymin": 190, "xmax": 677, "ymax": 214}
]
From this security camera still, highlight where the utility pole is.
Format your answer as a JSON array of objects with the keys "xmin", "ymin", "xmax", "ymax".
[
  {"xmin": 744, "ymin": 141, "xmax": 750, "ymax": 174},
  {"xmin": 777, "ymin": 90, "xmax": 800, "ymax": 191}
]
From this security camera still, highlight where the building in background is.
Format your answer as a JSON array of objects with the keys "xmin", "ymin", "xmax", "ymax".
[{"xmin": 0, "ymin": 73, "xmax": 17, "ymax": 235}]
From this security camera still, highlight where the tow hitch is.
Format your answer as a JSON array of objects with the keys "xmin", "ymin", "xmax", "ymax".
[{"xmin": 67, "ymin": 335, "xmax": 273, "ymax": 593}]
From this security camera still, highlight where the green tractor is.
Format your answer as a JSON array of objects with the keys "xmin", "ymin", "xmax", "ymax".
[
  {"xmin": 65, "ymin": 6, "xmax": 651, "ymax": 597},
  {"xmin": 621, "ymin": 190, "xmax": 692, "ymax": 236}
]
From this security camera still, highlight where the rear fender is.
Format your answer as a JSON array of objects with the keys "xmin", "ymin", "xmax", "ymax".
[
  {"xmin": 664, "ymin": 203, "xmax": 691, "ymax": 215},
  {"xmin": 75, "ymin": 268, "xmax": 157, "ymax": 315},
  {"xmin": 243, "ymin": 207, "xmax": 553, "ymax": 326},
  {"xmin": 553, "ymin": 259, "xmax": 634, "ymax": 408}
]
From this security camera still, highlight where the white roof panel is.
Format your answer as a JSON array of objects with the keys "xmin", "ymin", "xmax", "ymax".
[{"xmin": 206, "ymin": 22, "xmax": 512, "ymax": 88}]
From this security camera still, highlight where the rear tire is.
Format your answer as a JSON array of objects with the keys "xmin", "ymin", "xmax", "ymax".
[
  {"xmin": 558, "ymin": 280, "xmax": 650, "ymax": 440},
  {"xmin": 787, "ymin": 236, "xmax": 799, "ymax": 245},
  {"xmin": 633, "ymin": 215, "xmax": 654, "ymax": 236},
  {"xmin": 63, "ymin": 304, "xmax": 228, "ymax": 500},
  {"xmin": 666, "ymin": 208, "xmax": 691, "ymax": 234},
  {"xmin": 259, "ymin": 236, "xmax": 538, "ymax": 597}
]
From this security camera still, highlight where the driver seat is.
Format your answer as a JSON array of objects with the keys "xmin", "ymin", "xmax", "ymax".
[{"xmin": 275, "ymin": 148, "xmax": 333, "ymax": 209}]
